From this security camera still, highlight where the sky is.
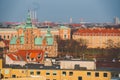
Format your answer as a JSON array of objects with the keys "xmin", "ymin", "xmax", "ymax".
[{"xmin": 0, "ymin": 0, "xmax": 120, "ymax": 23}]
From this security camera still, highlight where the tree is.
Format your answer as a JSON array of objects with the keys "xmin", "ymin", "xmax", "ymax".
[
  {"xmin": 105, "ymin": 39, "xmax": 115, "ymax": 48},
  {"xmin": 76, "ymin": 38, "xmax": 88, "ymax": 47},
  {"xmin": 57, "ymin": 38, "xmax": 88, "ymax": 57}
]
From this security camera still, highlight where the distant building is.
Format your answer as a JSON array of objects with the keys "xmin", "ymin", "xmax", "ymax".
[
  {"xmin": 8, "ymin": 13, "xmax": 57, "ymax": 57},
  {"xmin": 0, "ymin": 26, "xmax": 71, "ymax": 41},
  {"xmin": 73, "ymin": 28, "xmax": 120, "ymax": 48},
  {"xmin": 57, "ymin": 60, "xmax": 96, "ymax": 70},
  {"xmin": 114, "ymin": 17, "xmax": 119, "ymax": 25}
]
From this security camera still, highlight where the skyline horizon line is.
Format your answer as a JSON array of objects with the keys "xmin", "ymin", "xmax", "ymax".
[{"xmin": 0, "ymin": 15, "xmax": 119, "ymax": 23}]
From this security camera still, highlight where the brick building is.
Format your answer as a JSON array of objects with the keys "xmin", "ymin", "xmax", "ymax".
[
  {"xmin": 73, "ymin": 28, "xmax": 120, "ymax": 48},
  {"xmin": 8, "ymin": 13, "xmax": 57, "ymax": 57}
]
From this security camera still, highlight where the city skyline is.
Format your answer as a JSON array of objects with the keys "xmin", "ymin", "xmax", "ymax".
[{"xmin": 0, "ymin": 0, "xmax": 120, "ymax": 23}]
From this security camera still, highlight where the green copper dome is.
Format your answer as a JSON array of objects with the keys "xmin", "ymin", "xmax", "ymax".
[
  {"xmin": 34, "ymin": 37, "xmax": 43, "ymax": 45},
  {"xmin": 46, "ymin": 37, "xmax": 53, "ymax": 45},
  {"xmin": 10, "ymin": 37, "xmax": 17, "ymax": 44},
  {"xmin": 20, "ymin": 36, "xmax": 24, "ymax": 44},
  {"xmin": 60, "ymin": 26, "xmax": 68, "ymax": 29},
  {"xmin": 45, "ymin": 27, "xmax": 52, "ymax": 37},
  {"xmin": 16, "ymin": 25, "xmax": 25, "ymax": 29},
  {"xmin": 34, "ymin": 27, "xmax": 54, "ymax": 45},
  {"xmin": 45, "ymin": 27, "xmax": 53, "ymax": 45}
]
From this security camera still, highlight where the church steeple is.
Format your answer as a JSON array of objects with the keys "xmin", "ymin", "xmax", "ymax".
[
  {"xmin": 47, "ymin": 26, "xmax": 51, "ymax": 34},
  {"xmin": 25, "ymin": 10, "xmax": 32, "ymax": 28},
  {"xmin": 46, "ymin": 26, "xmax": 52, "ymax": 37}
]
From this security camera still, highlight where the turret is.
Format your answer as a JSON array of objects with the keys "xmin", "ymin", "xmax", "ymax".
[{"xmin": 25, "ymin": 10, "xmax": 32, "ymax": 28}]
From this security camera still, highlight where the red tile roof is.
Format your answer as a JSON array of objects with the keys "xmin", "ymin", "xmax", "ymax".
[
  {"xmin": 69, "ymin": 23, "xmax": 82, "ymax": 27},
  {"xmin": 73, "ymin": 28, "xmax": 120, "ymax": 36},
  {"xmin": 7, "ymin": 50, "xmax": 44, "ymax": 63},
  {"xmin": 7, "ymin": 53, "xmax": 18, "ymax": 61}
]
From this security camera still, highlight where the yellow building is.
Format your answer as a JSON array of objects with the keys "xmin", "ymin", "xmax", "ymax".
[
  {"xmin": 73, "ymin": 28, "xmax": 120, "ymax": 48},
  {"xmin": 2, "ymin": 77, "xmax": 45, "ymax": 80},
  {"xmin": 0, "ymin": 59, "xmax": 111, "ymax": 80},
  {"xmin": 0, "ymin": 68, "xmax": 111, "ymax": 80}
]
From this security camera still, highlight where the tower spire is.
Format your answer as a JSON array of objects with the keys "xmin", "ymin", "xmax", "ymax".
[
  {"xmin": 47, "ymin": 26, "xmax": 51, "ymax": 34},
  {"xmin": 25, "ymin": 10, "xmax": 32, "ymax": 28},
  {"xmin": 45, "ymin": 26, "xmax": 52, "ymax": 37}
]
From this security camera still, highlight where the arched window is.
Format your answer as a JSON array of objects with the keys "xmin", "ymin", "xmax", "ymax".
[
  {"xmin": 7, "ymin": 35, "xmax": 9, "ymax": 39},
  {"xmin": 64, "ymin": 35, "xmax": 67, "ymax": 39},
  {"xmin": 4, "ymin": 35, "xmax": 6, "ymax": 39}
]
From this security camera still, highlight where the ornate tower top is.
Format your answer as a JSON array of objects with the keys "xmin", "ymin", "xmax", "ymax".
[
  {"xmin": 46, "ymin": 26, "xmax": 52, "ymax": 37},
  {"xmin": 25, "ymin": 10, "xmax": 32, "ymax": 28}
]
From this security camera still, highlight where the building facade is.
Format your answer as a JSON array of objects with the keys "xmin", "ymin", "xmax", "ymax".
[
  {"xmin": 1, "ymin": 69, "xmax": 111, "ymax": 80},
  {"xmin": 0, "ymin": 26, "xmax": 71, "ymax": 41},
  {"xmin": 8, "ymin": 13, "xmax": 58, "ymax": 57},
  {"xmin": 57, "ymin": 60, "xmax": 96, "ymax": 70},
  {"xmin": 73, "ymin": 28, "xmax": 120, "ymax": 48},
  {"xmin": 0, "ymin": 59, "xmax": 111, "ymax": 80}
]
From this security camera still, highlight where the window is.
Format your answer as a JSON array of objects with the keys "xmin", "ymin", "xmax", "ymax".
[
  {"xmin": 103, "ymin": 73, "xmax": 107, "ymax": 77},
  {"xmin": 87, "ymin": 72, "xmax": 91, "ymax": 76},
  {"xmin": 12, "ymin": 75, "xmax": 16, "ymax": 78},
  {"xmin": 38, "ymin": 56, "xmax": 40, "ymax": 59},
  {"xmin": 22, "ymin": 70, "xmax": 25, "ymax": 73},
  {"xmin": 26, "ymin": 56, "xmax": 29, "ymax": 59},
  {"xmin": 115, "ymin": 73, "xmax": 119, "ymax": 77},
  {"xmin": 4, "ymin": 35, "xmax": 5, "ymax": 39},
  {"xmin": 62, "ymin": 71, "xmax": 66, "ymax": 76},
  {"xmin": 64, "ymin": 35, "xmax": 67, "ymax": 39},
  {"xmin": 78, "ymin": 76, "xmax": 82, "ymax": 80},
  {"xmin": 46, "ymin": 72, "xmax": 50, "ymax": 75},
  {"xmin": 53, "ymin": 72, "xmax": 57, "ymax": 75},
  {"xmin": 7, "ymin": 35, "xmax": 9, "ymax": 39},
  {"xmin": 69, "ymin": 72, "xmax": 73, "ymax": 76},
  {"xmin": 95, "ymin": 72, "xmax": 99, "ymax": 77},
  {"xmin": 31, "ymin": 58, "xmax": 34, "ymax": 61},
  {"xmin": 36, "ymin": 71, "xmax": 40, "ymax": 75},
  {"xmin": 30, "ymin": 71, "xmax": 34, "ymax": 75},
  {"xmin": 38, "ymin": 54, "xmax": 41, "ymax": 59}
]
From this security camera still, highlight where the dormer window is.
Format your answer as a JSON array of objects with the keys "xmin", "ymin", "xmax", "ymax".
[
  {"xmin": 27, "ymin": 56, "xmax": 29, "ymax": 59},
  {"xmin": 31, "ymin": 58, "xmax": 34, "ymax": 61},
  {"xmin": 26, "ymin": 53, "xmax": 30, "ymax": 60},
  {"xmin": 45, "ymin": 48, "xmax": 47, "ymax": 50},
  {"xmin": 38, "ymin": 54, "xmax": 41, "ymax": 59}
]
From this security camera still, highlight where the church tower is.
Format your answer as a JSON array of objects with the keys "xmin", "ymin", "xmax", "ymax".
[{"xmin": 24, "ymin": 11, "xmax": 34, "ymax": 50}]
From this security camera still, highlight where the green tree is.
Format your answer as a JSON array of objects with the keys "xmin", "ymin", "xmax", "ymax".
[
  {"xmin": 57, "ymin": 38, "xmax": 88, "ymax": 57},
  {"xmin": 105, "ymin": 39, "xmax": 115, "ymax": 48}
]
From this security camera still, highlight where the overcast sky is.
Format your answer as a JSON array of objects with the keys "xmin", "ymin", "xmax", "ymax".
[{"xmin": 0, "ymin": 0, "xmax": 120, "ymax": 23}]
